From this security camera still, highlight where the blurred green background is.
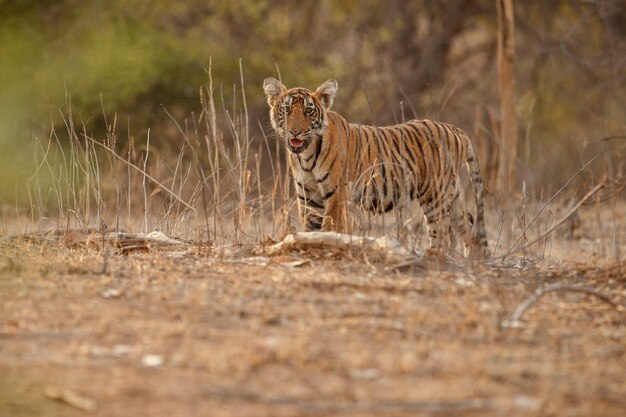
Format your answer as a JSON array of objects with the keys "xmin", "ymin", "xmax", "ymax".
[{"xmin": 1, "ymin": 0, "xmax": 624, "ymax": 206}]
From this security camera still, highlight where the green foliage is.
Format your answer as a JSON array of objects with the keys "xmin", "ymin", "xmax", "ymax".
[{"xmin": 0, "ymin": 0, "xmax": 624, "ymax": 203}]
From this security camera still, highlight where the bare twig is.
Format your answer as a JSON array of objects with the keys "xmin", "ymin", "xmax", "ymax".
[
  {"xmin": 142, "ymin": 128, "xmax": 150, "ymax": 233},
  {"xmin": 492, "ymin": 182, "xmax": 604, "ymax": 261},
  {"xmin": 82, "ymin": 134, "xmax": 195, "ymax": 211},
  {"xmin": 44, "ymin": 386, "xmax": 97, "ymax": 413},
  {"xmin": 499, "ymin": 149, "xmax": 608, "ymax": 261},
  {"xmin": 583, "ymin": 181, "xmax": 626, "ymax": 204},
  {"xmin": 502, "ymin": 282, "xmax": 623, "ymax": 328},
  {"xmin": 100, "ymin": 220, "xmax": 108, "ymax": 274}
]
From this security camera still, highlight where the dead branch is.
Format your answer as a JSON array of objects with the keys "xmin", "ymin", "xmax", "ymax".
[
  {"xmin": 500, "ymin": 149, "xmax": 608, "ymax": 261},
  {"xmin": 38, "ymin": 229, "xmax": 190, "ymax": 253},
  {"xmin": 44, "ymin": 386, "xmax": 97, "ymax": 413},
  {"xmin": 261, "ymin": 232, "xmax": 421, "ymax": 264},
  {"xmin": 109, "ymin": 231, "xmax": 189, "ymax": 254},
  {"xmin": 502, "ymin": 282, "xmax": 623, "ymax": 328},
  {"xmin": 583, "ymin": 180, "xmax": 626, "ymax": 205},
  {"xmin": 496, "ymin": 181, "xmax": 605, "ymax": 261}
]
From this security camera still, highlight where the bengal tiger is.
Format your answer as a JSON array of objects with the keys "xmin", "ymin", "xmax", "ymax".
[{"xmin": 263, "ymin": 77, "xmax": 490, "ymax": 259}]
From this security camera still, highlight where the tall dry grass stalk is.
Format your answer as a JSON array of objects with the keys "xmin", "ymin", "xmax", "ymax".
[
  {"xmin": 17, "ymin": 67, "xmax": 624, "ymax": 266},
  {"xmin": 26, "ymin": 67, "xmax": 291, "ymax": 245}
]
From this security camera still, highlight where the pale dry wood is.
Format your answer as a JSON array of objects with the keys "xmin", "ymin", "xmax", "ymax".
[
  {"xmin": 112, "ymin": 230, "xmax": 187, "ymax": 246},
  {"xmin": 262, "ymin": 231, "xmax": 421, "ymax": 264},
  {"xmin": 44, "ymin": 386, "xmax": 98, "ymax": 412},
  {"xmin": 6, "ymin": 229, "xmax": 190, "ymax": 253},
  {"xmin": 108, "ymin": 231, "xmax": 189, "ymax": 253}
]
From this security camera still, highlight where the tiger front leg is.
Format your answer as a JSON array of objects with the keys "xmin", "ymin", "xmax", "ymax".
[
  {"xmin": 294, "ymin": 174, "xmax": 326, "ymax": 232},
  {"xmin": 303, "ymin": 209, "xmax": 324, "ymax": 231},
  {"xmin": 321, "ymin": 186, "xmax": 348, "ymax": 233},
  {"xmin": 296, "ymin": 198, "xmax": 324, "ymax": 231}
]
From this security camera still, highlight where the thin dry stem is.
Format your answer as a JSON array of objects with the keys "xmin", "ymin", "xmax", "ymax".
[
  {"xmin": 492, "ymin": 182, "xmax": 604, "ymax": 261},
  {"xmin": 499, "ymin": 149, "xmax": 608, "ymax": 260},
  {"xmin": 84, "ymin": 134, "xmax": 194, "ymax": 211}
]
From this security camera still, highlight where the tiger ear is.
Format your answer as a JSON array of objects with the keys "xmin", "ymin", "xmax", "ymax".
[
  {"xmin": 263, "ymin": 77, "xmax": 286, "ymax": 107},
  {"xmin": 315, "ymin": 79, "xmax": 338, "ymax": 109}
]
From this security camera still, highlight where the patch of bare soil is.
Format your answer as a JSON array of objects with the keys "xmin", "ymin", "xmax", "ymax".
[{"xmin": 1, "ymin": 208, "xmax": 624, "ymax": 417}]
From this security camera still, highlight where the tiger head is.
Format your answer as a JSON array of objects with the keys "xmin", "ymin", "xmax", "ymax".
[{"xmin": 263, "ymin": 78, "xmax": 338, "ymax": 154}]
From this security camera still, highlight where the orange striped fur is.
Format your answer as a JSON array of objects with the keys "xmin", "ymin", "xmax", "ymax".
[{"xmin": 264, "ymin": 78, "xmax": 490, "ymax": 259}]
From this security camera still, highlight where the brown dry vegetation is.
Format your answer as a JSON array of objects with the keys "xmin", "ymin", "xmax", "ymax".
[
  {"xmin": 2, "ymin": 2, "xmax": 625, "ymax": 415},
  {"xmin": 1, "ymin": 202, "xmax": 624, "ymax": 417},
  {"xmin": 0, "ymin": 60, "xmax": 623, "ymax": 417}
]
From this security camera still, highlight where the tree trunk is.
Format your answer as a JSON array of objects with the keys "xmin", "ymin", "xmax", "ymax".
[{"xmin": 496, "ymin": 0, "xmax": 517, "ymax": 190}]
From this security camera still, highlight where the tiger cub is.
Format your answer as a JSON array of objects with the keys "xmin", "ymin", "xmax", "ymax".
[{"xmin": 263, "ymin": 77, "xmax": 490, "ymax": 259}]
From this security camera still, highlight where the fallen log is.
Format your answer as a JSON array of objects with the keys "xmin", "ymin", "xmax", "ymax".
[{"xmin": 262, "ymin": 232, "xmax": 421, "ymax": 264}]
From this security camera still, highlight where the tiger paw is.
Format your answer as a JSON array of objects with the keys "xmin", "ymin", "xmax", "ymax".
[{"xmin": 425, "ymin": 247, "xmax": 448, "ymax": 262}]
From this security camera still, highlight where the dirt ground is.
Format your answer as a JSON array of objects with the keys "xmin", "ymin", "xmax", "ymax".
[{"xmin": 1, "ymin": 204, "xmax": 625, "ymax": 417}]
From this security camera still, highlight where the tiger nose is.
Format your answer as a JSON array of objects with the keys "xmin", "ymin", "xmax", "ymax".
[{"xmin": 290, "ymin": 129, "xmax": 301, "ymax": 137}]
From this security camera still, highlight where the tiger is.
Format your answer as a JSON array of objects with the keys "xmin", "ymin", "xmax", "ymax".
[{"xmin": 263, "ymin": 77, "xmax": 490, "ymax": 259}]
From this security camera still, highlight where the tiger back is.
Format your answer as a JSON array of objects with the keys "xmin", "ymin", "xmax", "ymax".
[{"xmin": 263, "ymin": 77, "xmax": 490, "ymax": 259}]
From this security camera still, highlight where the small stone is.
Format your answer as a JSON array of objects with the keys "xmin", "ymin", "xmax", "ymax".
[
  {"xmin": 112, "ymin": 344, "xmax": 133, "ymax": 356},
  {"xmin": 141, "ymin": 354, "xmax": 164, "ymax": 367},
  {"xmin": 101, "ymin": 288, "xmax": 122, "ymax": 299},
  {"xmin": 514, "ymin": 394, "xmax": 540, "ymax": 410},
  {"xmin": 349, "ymin": 368, "xmax": 379, "ymax": 379}
]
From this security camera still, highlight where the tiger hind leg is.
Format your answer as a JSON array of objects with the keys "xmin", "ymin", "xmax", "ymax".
[
  {"xmin": 468, "ymin": 214, "xmax": 490, "ymax": 260},
  {"xmin": 421, "ymin": 195, "xmax": 454, "ymax": 254},
  {"xmin": 451, "ymin": 204, "xmax": 477, "ymax": 258},
  {"xmin": 451, "ymin": 201, "xmax": 489, "ymax": 260},
  {"xmin": 447, "ymin": 180, "xmax": 478, "ymax": 258}
]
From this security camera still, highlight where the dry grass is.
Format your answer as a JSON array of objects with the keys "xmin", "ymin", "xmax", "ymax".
[
  {"xmin": 1, "ymin": 70, "xmax": 625, "ymax": 416},
  {"xmin": 0, "ymin": 204, "xmax": 624, "ymax": 416}
]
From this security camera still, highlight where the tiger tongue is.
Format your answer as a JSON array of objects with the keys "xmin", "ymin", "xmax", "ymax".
[{"xmin": 290, "ymin": 138, "xmax": 304, "ymax": 148}]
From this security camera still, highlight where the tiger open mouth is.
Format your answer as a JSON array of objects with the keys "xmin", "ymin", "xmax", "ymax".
[
  {"xmin": 290, "ymin": 138, "xmax": 304, "ymax": 148},
  {"xmin": 288, "ymin": 138, "xmax": 308, "ymax": 153}
]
